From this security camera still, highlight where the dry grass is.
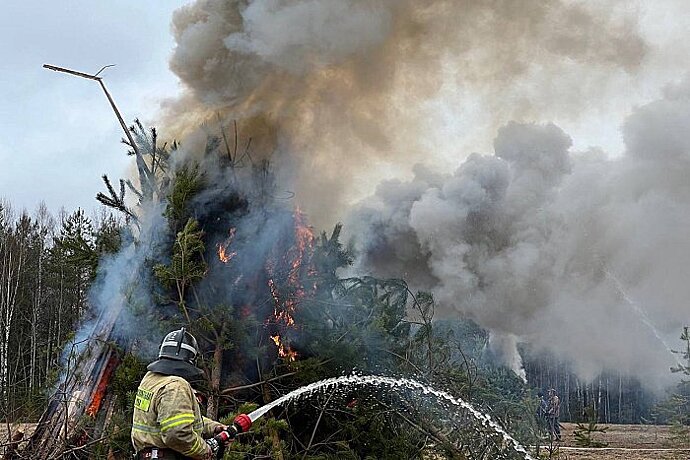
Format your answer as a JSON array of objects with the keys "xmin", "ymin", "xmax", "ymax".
[
  {"xmin": 0, "ymin": 422, "xmax": 38, "ymax": 455},
  {"xmin": 537, "ymin": 423, "xmax": 690, "ymax": 460}
]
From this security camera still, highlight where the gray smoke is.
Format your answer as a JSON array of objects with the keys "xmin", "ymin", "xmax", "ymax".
[
  {"xmin": 349, "ymin": 81, "xmax": 690, "ymax": 386},
  {"xmin": 154, "ymin": 0, "xmax": 690, "ymax": 386},
  {"xmin": 163, "ymin": 0, "xmax": 647, "ymax": 227}
]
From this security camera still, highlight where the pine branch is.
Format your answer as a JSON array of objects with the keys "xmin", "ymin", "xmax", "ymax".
[
  {"xmin": 95, "ymin": 175, "xmax": 137, "ymax": 223},
  {"xmin": 125, "ymin": 179, "xmax": 144, "ymax": 200}
]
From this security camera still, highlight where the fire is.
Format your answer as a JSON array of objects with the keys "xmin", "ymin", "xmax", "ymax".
[
  {"xmin": 288, "ymin": 208, "xmax": 315, "ymax": 287},
  {"xmin": 217, "ymin": 228, "xmax": 237, "ymax": 263},
  {"xmin": 217, "ymin": 244, "xmax": 237, "ymax": 263},
  {"xmin": 270, "ymin": 334, "xmax": 298, "ymax": 362},
  {"xmin": 265, "ymin": 209, "xmax": 316, "ymax": 361},
  {"xmin": 85, "ymin": 354, "xmax": 120, "ymax": 417}
]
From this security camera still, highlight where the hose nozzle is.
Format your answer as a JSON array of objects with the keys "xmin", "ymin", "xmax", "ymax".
[
  {"xmin": 212, "ymin": 413, "xmax": 253, "ymax": 445},
  {"xmin": 233, "ymin": 413, "xmax": 252, "ymax": 434},
  {"xmin": 209, "ymin": 414, "xmax": 252, "ymax": 459}
]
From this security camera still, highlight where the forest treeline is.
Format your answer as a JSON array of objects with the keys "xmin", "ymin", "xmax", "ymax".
[{"xmin": 0, "ymin": 202, "xmax": 121, "ymax": 420}]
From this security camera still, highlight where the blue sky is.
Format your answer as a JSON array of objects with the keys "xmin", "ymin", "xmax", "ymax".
[{"xmin": 0, "ymin": 1, "xmax": 187, "ymax": 216}]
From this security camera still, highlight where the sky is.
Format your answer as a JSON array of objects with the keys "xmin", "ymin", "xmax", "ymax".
[{"xmin": 0, "ymin": 1, "xmax": 187, "ymax": 217}]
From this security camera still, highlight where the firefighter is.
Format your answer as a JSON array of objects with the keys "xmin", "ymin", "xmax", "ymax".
[{"xmin": 131, "ymin": 328, "xmax": 251, "ymax": 459}]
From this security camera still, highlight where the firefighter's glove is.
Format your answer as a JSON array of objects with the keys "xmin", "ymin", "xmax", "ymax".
[
  {"xmin": 206, "ymin": 438, "xmax": 221, "ymax": 457},
  {"xmin": 214, "ymin": 424, "xmax": 232, "ymax": 445}
]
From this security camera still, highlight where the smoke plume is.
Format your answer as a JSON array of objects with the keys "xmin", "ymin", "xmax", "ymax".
[
  {"xmin": 163, "ymin": 0, "xmax": 647, "ymax": 226},
  {"xmin": 350, "ymin": 82, "xmax": 690, "ymax": 386},
  {"xmin": 154, "ymin": 0, "xmax": 689, "ymax": 385}
]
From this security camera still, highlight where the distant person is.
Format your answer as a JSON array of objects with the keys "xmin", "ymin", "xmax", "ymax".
[
  {"xmin": 536, "ymin": 391, "xmax": 548, "ymax": 433},
  {"xmin": 547, "ymin": 388, "xmax": 561, "ymax": 441}
]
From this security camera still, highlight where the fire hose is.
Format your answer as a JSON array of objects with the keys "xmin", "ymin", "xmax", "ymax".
[{"xmin": 206, "ymin": 414, "xmax": 252, "ymax": 459}]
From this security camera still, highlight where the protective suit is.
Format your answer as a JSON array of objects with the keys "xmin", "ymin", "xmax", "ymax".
[
  {"xmin": 132, "ymin": 371, "xmax": 222, "ymax": 459},
  {"xmin": 131, "ymin": 328, "xmax": 223, "ymax": 460}
]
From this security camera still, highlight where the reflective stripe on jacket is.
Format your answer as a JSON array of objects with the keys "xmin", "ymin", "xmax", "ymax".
[{"xmin": 131, "ymin": 371, "xmax": 222, "ymax": 459}]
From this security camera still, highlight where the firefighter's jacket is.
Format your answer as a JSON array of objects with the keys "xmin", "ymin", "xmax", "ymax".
[{"xmin": 132, "ymin": 371, "xmax": 222, "ymax": 459}]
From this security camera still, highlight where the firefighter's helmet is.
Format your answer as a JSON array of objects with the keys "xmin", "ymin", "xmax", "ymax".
[{"xmin": 158, "ymin": 327, "xmax": 199, "ymax": 365}]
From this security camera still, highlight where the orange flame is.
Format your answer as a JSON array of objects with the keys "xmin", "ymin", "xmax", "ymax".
[
  {"xmin": 288, "ymin": 209, "xmax": 315, "ymax": 287},
  {"xmin": 266, "ymin": 209, "xmax": 317, "ymax": 362},
  {"xmin": 217, "ymin": 228, "xmax": 237, "ymax": 263},
  {"xmin": 217, "ymin": 244, "xmax": 237, "ymax": 263},
  {"xmin": 86, "ymin": 354, "xmax": 120, "ymax": 417},
  {"xmin": 270, "ymin": 334, "xmax": 298, "ymax": 362}
]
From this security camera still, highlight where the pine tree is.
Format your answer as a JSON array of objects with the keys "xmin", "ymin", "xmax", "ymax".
[
  {"xmin": 153, "ymin": 218, "xmax": 207, "ymax": 324},
  {"xmin": 660, "ymin": 327, "xmax": 690, "ymax": 444}
]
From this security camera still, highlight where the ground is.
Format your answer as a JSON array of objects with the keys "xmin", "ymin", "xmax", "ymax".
[
  {"xmin": 0, "ymin": 423, "xmax": 37, "ymax": 452},
  {"xmin": 2, "ymin": 422, "xmax": 689, "ymax": 459},
  {"xmin": 536, "ymin": 423, "xmax": 690, "ymax": 460}
]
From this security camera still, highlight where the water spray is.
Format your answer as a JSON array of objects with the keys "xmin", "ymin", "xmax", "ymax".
[
  {"xmin": 242, "ymin": 374, "xmax": 536, "ymax": 460},
  {"xmin": 604, "ymin": 267, "xmax": 684, "ymax": 368}
]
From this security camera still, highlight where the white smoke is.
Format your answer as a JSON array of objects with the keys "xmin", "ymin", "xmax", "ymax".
[
  {"xmin": 87, "ymin": 201, "xmax": 169, "ymax": 357},
  {"xmin": 349, "ymin": 82, "xmax": 690, "ymax": 386},
  {"xmin": 224, "ymin": 0, "xmax": 394, "ymax": 74}
]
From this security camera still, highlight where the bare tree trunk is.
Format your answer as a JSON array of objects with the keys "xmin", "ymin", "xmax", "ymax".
[
  {"xmin": 565, "ymin": 370, "xmax": 571, "ymax": 421},
  {"xmin": 1, "ymin": 240, "xmax": 25, "ymax": 400},
  {"xmin": 604, "ymin": 375, "xmax": 611, "ymax": 423},
  {"xmin": 30, "ymin": 249, "xmax": 41, "ymax": 391},
  {"xmin": 596, "ymin": 378, "xmax": 602, "ymax": 421},
  {"xmin": 206, "ymin": 323, "xmax": 225, "ymax": 420},
  {"xmin": 618, "ymin": 373, "xmax": 623, "ymax": 423}
]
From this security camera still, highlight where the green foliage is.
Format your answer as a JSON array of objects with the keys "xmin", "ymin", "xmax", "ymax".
[
  {"xmin": 0, "ymin": 204, "xmax": 122, "ymax": 420},
  {"xmin": 222, "ymin": 403, "xmax": 293, "ymax": 460},
  {"xmin": 51, "ymin": 209, "xmax": 123, "ymax": 281},
  {"xmin": 163, "ymin": 165, "xmax": 204, "ymax": 230},
  {"xmin": 153, "ymin": 218, "xmax": 207, "ymax": 321},
  {"xmin": 654, "ymin": 326, "xmax": 690, "ymax": 445},
  {"xmin": 96, "ymin": 175, "xmax": 137, "ymax": 223},
  {"xmin": 94, "ymin": 213, "xmax": 122, "ymax": 254},
  {"xmin": 124, "ymin": 119, "xmax": 175, "ymax": 203},
  {"xmin": 133, "ymin": 147, "xmax": 536, "ymax": 459},
  {"xmin": 104, "ymin": 411, "xmax": 138, "ymax": 457},
  {"xmin": 52, "ymin": 209, "xmax": 99, "ymax": 278},
  {"xmin": 573, "ymin": 405, "xmax": 608, "ymax": 447},
  {"xmin": 111, "ymin": 353, "xmax": 148, "ymax": 413},
  {"xmin": 310, "ymin": 223, "xmax": 353, "ymax": 289}
]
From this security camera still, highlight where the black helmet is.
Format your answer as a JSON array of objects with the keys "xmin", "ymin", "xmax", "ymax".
[{"xmin": 158, "ymin": 327, "xmax": 199, "ymax": 365}]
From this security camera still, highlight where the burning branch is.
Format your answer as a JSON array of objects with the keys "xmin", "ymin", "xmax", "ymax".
[
  {"xmin": 85, "ymin": 354, "xmax": 120, "ymax": 417},
  {"xmin": 264, "ymin": 209, "xmax": 317, "ymax": 362},
  {"xmin": 217, "ymin": 228, "xmax": 237, "ymax": 264},
  {"xmin": 270, "ymin": 334, "xmax": 297, "ymax": 362}
]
